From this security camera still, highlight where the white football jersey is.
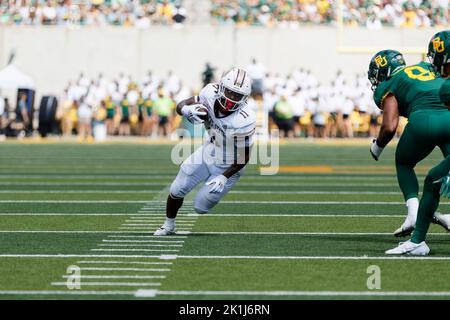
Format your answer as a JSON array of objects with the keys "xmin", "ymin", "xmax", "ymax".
[{"xmin": 196, "ymin": 83, "xmax": 256, "ymax": 166}]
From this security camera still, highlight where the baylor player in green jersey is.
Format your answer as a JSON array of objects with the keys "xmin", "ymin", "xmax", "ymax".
[
  {"xmin": 386, "ymin": 31, "xmax": 450, "ymax": 255},
  {"xmin": 368, "ymin": 49, "xmax": 450, "ymax": 239}
]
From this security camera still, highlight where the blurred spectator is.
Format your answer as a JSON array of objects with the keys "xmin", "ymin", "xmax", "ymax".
[
  {"xmin": 0, "ymin": 95, "xmax": 5, "ymax": 140},
  {"xmin": 202, "ymin": 62, "xmax": 216, "ymax": 87},
  {"xmin": 273, "ymin": 95, "xmax": 294, "ymax": 138},
  {"xmin": 246, "ymin": 58, "xmax": 265, "ymax": 98},
  {"xmin": 210, "ymin": 0, "xmax": 449, "ymax": 27},
  {"xmin": 0, "ymin": 0, "xmax": 187, "ymax": 27},
  {"xmin": 16, "ymin": 93, "xmax": 30, "ymax": 135},
  {"xmin": 152, "ymin": 89, "xmax": 175, "ymax": 137},
  {"xmin": 77, "ymin": 97, "xmax": 93, "ymax": 142}
]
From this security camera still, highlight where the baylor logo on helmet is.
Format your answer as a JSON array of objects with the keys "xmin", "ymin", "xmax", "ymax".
[
  {"xmin": 433, "ymin": 37, "xmax": 445, "ymax": 53},
  {"xmin": 374, "ymin": 55, "xmax": 387, "ymax": 67}
]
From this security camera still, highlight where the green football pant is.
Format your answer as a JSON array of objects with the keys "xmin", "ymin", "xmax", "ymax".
[
  {"xmin": 411, "ymin": 156, "xmax": 450, "ymax": 243},
  {"xmin": 395, "ymin": 110, "xmax": 450, "ymax": 201}
]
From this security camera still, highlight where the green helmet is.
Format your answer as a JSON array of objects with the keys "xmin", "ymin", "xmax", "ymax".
[
  {"xmin": 368, "ymin": 49, "xmax": 406, "ymax": 91},
  {"xmin": 427, "ymin": 30, "xmax": 450, "ymax": 76}
]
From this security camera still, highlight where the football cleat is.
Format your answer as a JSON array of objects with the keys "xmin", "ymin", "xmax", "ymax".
[
  {"xmin": 153, "ymin": 226, "xmax": 176, "ymax": 236},
  {"xmin": 393, "ymin": 224, "xmax": 415, "ymax": 237},
  {"xmin": 432, "ymin": 212, "xmax": 450, "ymax": 232},
  {"xmin": 385, "ymin": 240, "xmax": 430, "ymax": 255}
]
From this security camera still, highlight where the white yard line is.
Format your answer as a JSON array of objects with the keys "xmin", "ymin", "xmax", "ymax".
[
  {"xmin": 2, "ymin": 253, "xmax": 450, "ymax": 260},
  {"xmin": 76, "ymin": 261, "xmax": 173, "ymax": 265},
  {"xmin": 230, "ymin": 191, "xmax": 402, "ymax": 195},
  {"xmin": 0, "ymin": 290, "xmax": 137, "ymax": 296},
  {"xmin": 97, "ymin": 244, "xmax": 183, "ymax": 247},
  {"xmin": 0, "ymin": 190, "xmax": 405, "ymax": 195},
  {"xmin": 0, "ymin": 254, "xmax": 162, "ymax": 258},
  {"xmin": 136, "ymin": 290, "xmax": 450, "ymax": 297},
  {"xmin": 91, "ymin": 249, "xmax": 180, "ymax": 252},
  {"xmin": 0, "ymin": 213, "xmax": 411, "ymax": 217},
  {"xmin": 180, "ymin": 231, "xmax": 450, "ymax": 236},
  {"xmin": 62, "ymin": 275, "xmax": 166, "ymax": 279},
  {"xmin": 0, "ymin": 230, "xmax": 446, "ymax": 236},
  {"xmin": 51, "ymin": 282, "xmax": 161, "ymax": 287},
  {"xmin": 102, "ymin": 240, "xmax": 185, "ymax": 243},
  {"xmin": 0, "ymin": 289, "xmax": 447, "ymax": 297},
  {"xmin": 80, "ymin": 267, "xmax": 171, "ymax": 271},
  {"xmin": 108, "ymin": 235, "xmax": 188, "ymax": 239}
]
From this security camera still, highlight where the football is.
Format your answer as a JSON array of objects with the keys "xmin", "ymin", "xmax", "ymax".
[{"xmin": 196, "ymin": 105, "xmax": 209, "ymax": 121}]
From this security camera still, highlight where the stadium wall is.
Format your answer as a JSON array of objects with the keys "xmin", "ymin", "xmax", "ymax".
[{"xmin": 0, "ymin": 26, "xmax": 441, "ymax": 96}]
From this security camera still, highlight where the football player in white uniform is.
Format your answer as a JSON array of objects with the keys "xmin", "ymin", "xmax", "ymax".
[{"xmin": 154, "ymin": 68, "xmax": 256, "ymax": 235}]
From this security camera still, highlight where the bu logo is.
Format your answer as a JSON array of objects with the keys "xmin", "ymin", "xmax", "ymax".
[
  {"xmin": 374, "ymin": 55, "xmax": 388, "ymax": 67},
  {"xmin": 433, "ymin": 37, "xmax": 445, "ymax": 53}
]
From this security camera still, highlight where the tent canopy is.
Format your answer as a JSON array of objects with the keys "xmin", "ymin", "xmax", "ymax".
[{"xmin": 0, "ymin": 64, "xmax": 34, "ymax": 90}]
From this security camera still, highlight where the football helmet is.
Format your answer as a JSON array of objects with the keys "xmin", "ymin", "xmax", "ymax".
[
  {"xmin": 217, "ymin": 68, "xmax": 251, "ymax": 112},
  {"xmin": 368, "ymin": 49, "xmax": 406, "ymax": 91},
  {"xmin": 427, "ymin": 30, "xmax": 450, "ymax": 76}
]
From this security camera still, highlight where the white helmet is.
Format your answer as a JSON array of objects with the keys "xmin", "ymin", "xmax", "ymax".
[{"xmin": 218, "ymin": 68, "xmax": 252, "ymax": 112}]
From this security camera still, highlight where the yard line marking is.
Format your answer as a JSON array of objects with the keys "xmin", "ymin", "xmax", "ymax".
[
  {"xmin": 0, "ymin": 230, "xmax": 446, "ymax": 236},
  {"xmin": 77, "ymin": 261, "xmax": 173, "ymax": 265},
  {"xmin": 221, "ymin": 201, "xmax": 450, "ymax": 205},
  {"xmin": 121, "ymin": 224, "xmax": 169, "ymax": 227},
  {"xmin": 0, "ymin": 190, "xmax": 161, "ymax": 194},
  {"xmin": 184, "ymin": 214, "xmax": 406, "ymax": 218},
  {"xmin": 119, "ymin": 228, "xmax": 192, "ymax": 231},
  {"xmin": 80, "ymin": 267, "xmax": 171, "ymax": 271},
  {"xmin": 0, "ymin": 200, "xmax": 152, "ymax": 204},
  {"xmin": 108, "ymin": 235, "xmax": 188, "ymax": 239},
  {"xmin": 62, "ymin": 275, "xmax": 166, "ymax": 279},
  {"xmin": 0, "ymin": 231, "xmax": 163, "ymax": 234},
  {"xmin": 0, "ymin": 290, "xmax": 448, "ymax": 297},
  {"xmin": 0, "ymin": 213, "xmax": 410, "ymax": 218},
  {"xmin": 180, "ymin": 231, "xmax": 450, "ymax": 236},
  {"xmin": 0, "ymin": 182, "xmax": 168, "ymax": 186},
  {"xmin": 97, "ymin": 244, "xmax": 183, "ymax": 247},
  {"xmin": 122, "ymin": 224, "xmax": 194, "ymax": 227},
  {"xmin": 102, "ymin": 240, "xmax": 185, "ymax": 243},
  {"xmin": 138, "ymin": 201, "xmax": 450, "ymax": 205},
  {"xmin": 0, "ymin": 174, "xmax": 405, "ymax": 180},
  {"xmin": 0, "ymin": 213, "xmax": 168, "ymax": 216},
  {"xmin": 0, "ymin": 290, "xmax": 137, "ymax": 296},
  {"xmin": 229, "ymin": 191, "xmax": 403, "ymax": 195},
  {"xmin": 0, "ymin": 254, "xmax": 162, "ymax": 258},
  {"xmin": 91, "ymin": 249, "xmax": 180, "ymax": 252},
  {"xmin": 51, "ymin": 282, "xmax": 161, "ymax": 287},
  {"xmin": 136, "ymin": 290, "xmax": 450, "ymax": 297},
  {"xmin": 173, "ymin": 255, "xmax": 450, "ymax": 260},
  {"xmin": 0, "ymin": 174, "xmax": 174, "ymax": 179},
  {"xmin": 3, "ymin": 253, "xmax": 450, "ymax": 260}
]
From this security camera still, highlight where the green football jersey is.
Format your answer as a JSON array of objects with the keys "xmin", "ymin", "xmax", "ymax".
[
  {"xmin": 373, "ymin": 61, "xmax": 446, "ymax": 117},
  {"xmin": 439, "ymin": 78, "xmax": 450, "ymax": 105}
]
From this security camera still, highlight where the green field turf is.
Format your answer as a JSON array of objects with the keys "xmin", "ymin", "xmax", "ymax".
[{"xmin": 0, "ymin": 141, "xmax": 449, "ymax": 300}]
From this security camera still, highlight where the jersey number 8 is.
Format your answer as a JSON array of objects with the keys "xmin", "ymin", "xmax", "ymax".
[{"xmin": 404, "ymin": 66, "xmax": 435, "ymax": 81}]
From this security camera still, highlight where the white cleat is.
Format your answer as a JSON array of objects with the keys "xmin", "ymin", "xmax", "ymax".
[
  {"xmin": 153, "ymin": 226, "xmax": 176, "ymax": 236},
  {"xmin": 432, "ymin": 212, "xmax": 450, "ymax": 232},
  {"xmin": 385, "ymin": 240, "xmax": 430, "ymax": 255}
]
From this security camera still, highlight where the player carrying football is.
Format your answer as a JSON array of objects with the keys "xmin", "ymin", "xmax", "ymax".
[
  {"xmin": 386, "ymin": 31, "xmax": 450, "ymax": 255},
  {"xmin": 154, "ymin": 68, "xmax": 255, "ymax": 235},
  {"xmin": 368, "ymin": 45, "xmax": 450, "ymax": 239}
]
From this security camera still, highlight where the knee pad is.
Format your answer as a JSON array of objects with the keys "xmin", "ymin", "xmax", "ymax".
[
  {"xmin": 169, "ymin": 181, "xmax": 189, "ymax": 199},
  {"xmin": 194, "ymin": 205, "xmax": 209, "ymax": 214}
]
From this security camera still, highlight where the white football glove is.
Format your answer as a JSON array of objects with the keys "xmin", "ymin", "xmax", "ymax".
[
  {"xmin": 206, "ymin": 175, "xmax": 228, "ymax": 193},
  {"xmin": 181, "ymin": 104, "xmax": 207, "ymax": 125},
  {"xmin": 370, "ymin": 139, "xmax": 384, "ymax": 161}
]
